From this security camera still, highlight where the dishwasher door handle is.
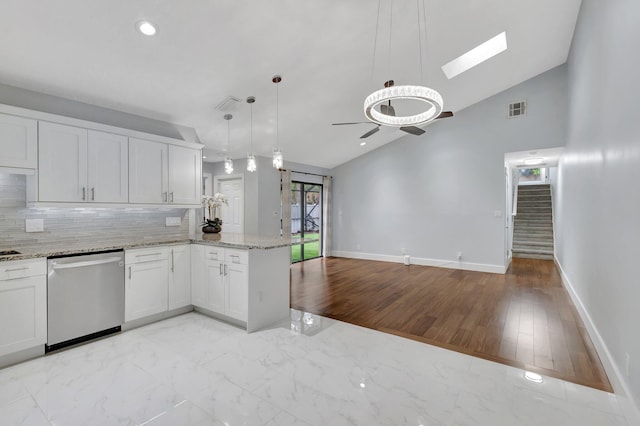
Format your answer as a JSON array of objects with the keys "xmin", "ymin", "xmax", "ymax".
[{"xmin": 51, "ymin": 257, "xmax": 123, "ymax": 270}]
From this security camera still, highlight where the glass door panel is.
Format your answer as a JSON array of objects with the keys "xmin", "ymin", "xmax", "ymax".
[{"xmin": 291, "ymin": 181, "xmax": 322, "ymax": 263}]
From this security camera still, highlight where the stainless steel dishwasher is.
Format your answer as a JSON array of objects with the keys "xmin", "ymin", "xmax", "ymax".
[{"xmin": 46, "ymin": 250, "xmax": 125, "ymax": 352}]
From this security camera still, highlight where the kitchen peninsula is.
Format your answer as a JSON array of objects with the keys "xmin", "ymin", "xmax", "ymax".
[{"xmin": 0, "ymin": 233, "xmax": 293, "ymax": 367}]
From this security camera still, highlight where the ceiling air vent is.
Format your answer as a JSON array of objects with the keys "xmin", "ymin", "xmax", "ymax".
[
  {"xmin": 508, "ymin": 100, "xmax": 526, "ymax": 118},
  {"xmin": 215, "ymin": 96, "xmax": 241, "ymax": 112}
]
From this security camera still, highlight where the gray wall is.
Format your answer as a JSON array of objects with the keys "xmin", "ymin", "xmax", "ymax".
[
  {"xmin": 204, "ymin": 157, "xmax": 330, "ymax": 237},
  {"xmin": 0, "ymin": 83, "xmax": 200, "ymax": 144},
  {"xmin": 330, "ymin": 65, "xmax": 568, "ymax": 270},
  {"xmin": 555, "ymin": 0, "xmax": 640, "ymax": 410}
]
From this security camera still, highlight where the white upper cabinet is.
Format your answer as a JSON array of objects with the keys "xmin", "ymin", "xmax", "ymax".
[
  {"xmin": 129, "ymin": 138, "xmax": 168, "ymax": 204},
  {"xmin": 129, "ymin": 138, "xmax": 201, "ymax": 205},
  {"xmin": 169, "ymin": 145, "xmax": 202, "ymax": 205},
  {"xmin": 0, "ymin": 113, "xmax": 37, "ymax": 169},
  {"xmin": 38, "ymin": 122, "xmax": 88, "ymax": 202},
  {"xmin": 87, "ymin": 130, "xmax": 128, "ymax": 203},
  {"xmin": 38, "ymin": 122, "xmax": 128, "ymax": 203}
]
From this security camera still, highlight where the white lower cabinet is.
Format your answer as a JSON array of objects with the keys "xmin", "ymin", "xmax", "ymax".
[
  {"xmin": 168, "ymin": 245, "xmax": 191, "ymax": 310},
  {"xmin": 125, "ymin": 248, "xmax": 169, "ymax": 322},
  {"xmin": 125, "ymin": 245, "xmax": 192, "ymax": 322},
  {"xmin": 195, "ymin": 246, "xmax": 248, "ymax": 322},
  {"xmin": 0, "ymin": 259, "xmax": 47, "ymax": 357}
]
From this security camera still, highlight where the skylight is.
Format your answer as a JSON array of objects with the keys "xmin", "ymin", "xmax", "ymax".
[{"xmin": 442, "ymin": 32, "xmax": 508, "ymax": 79}]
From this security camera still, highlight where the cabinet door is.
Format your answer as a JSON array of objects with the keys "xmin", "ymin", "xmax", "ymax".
[
  {"xmin": 0, "ymin": 113, "xmax": 37, "ymax": 169},
  {"xmin": 168, "ymin": 145, "xmax": 201, "ymax": 205},
  {"xmin": 168, "ymin": 245, "xmax": 191, "ymax": 310},
  {"xmin": 226, "ymin": 262, "xmax": 248, "ymax": 321},
  {"xmin": 87, "ymin": 130, "xmax": 128, "ymax": 203},
  {"xmin": 125, "ymin": 259, "xmax": 169, "ymax": 322},
  {"xmin": 205, "ymin": 259, "xmax": 225, "ymax": 314},
  {"xmin": 0, "ymin": 275, "xmax": 47, "ymax": 357},
  {"xmin": 190, "ymin": 244, "xmax": 206, "ymax": 308},
  {"xmin": 129, "ymin": 138, "xmax": 168, "ymax": 204},
  {"xmin": 38, "ymin": 122, "xmax": 88, "ymax": 202}
]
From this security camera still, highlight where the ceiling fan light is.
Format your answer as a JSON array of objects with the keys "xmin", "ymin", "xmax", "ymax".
[
  {"xmin": 364, "ymin": 85, "xmax": 443, "ymax": 127},
  {"xmin": 272, "ymin": 148, "xmax": 283, "ymax": 169},
  {"xmin": 224, "ymin": 157, "xmax": 234, "ymax": 174}
]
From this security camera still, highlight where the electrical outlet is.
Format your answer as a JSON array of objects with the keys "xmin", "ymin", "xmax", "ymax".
[
  {"xmin": 401, "ymin": 247, "xmax": 406, "ymax": 255},
  {"xmin": 356, "ymin": 244, "xmax": 361, "ymax": 250},
  {"xmin": 165, "ymin": 217, "xmax": 181, "ymax": 227},
  {"xmin": 457, "ymin": 251, "xmax": 463, "ymax": 260},
  {"xmin": 25, "ymin": 219, "xmax": 44, "ymax": 233},
  {"xmin": 494, "ymin": 210, "xmax": 503, "ymax": 218},
  {"xmin": 625, "ymin": 353, "xmax": 631, "ymax": 377}
]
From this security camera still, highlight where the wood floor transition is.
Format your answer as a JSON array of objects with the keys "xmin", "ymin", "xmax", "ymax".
[{"xmin": 290, "ymin": 257, "xmax": 612, "ymax": 392}]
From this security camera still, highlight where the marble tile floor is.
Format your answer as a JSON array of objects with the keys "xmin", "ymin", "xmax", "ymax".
[{"xmin": 0, "ymin": 310, "xmax": 630, "ymax": 426}]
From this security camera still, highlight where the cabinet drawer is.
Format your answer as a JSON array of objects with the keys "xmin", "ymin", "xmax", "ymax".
[
  {"xmin": 204, "ymin": 247, "xmax": 224, "ymax": 262},
  {"xmin": 0, "ymin": 258, "xmax": 46, "ymax": 281},
  {"xmin": 125, "ymin": 247, "xmax": 169, "ymax": 264},
  {"xmin": 225, "ymin": 249, "xmax": 248, "ymax": 265}
]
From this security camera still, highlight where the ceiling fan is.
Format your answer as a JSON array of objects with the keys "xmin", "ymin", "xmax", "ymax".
[{"xmin": 333, "ymin": 80, "xmax": 453, "ymax": 139}]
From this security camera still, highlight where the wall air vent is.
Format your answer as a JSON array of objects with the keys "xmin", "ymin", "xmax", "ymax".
[
  {"xmin": 508, "ymin": 100, "xmax": 526, "ymax": 118},
  {"xmin": 215, "ymin": 96, "xmax": 241, "ymax": 112}
]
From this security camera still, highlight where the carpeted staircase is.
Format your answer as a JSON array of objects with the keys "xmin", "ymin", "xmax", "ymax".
[{"xmin": 512, "ymin": 184, "xmax": 554, "ymax": 260}]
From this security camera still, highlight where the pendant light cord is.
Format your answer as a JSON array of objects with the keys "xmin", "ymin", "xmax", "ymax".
[
  {"xmin": 250, "ymin": 102, "xmax": 253, "ymax": 152},
  {"xmin": 417, "ymin": 0, "xmax": 424, "ymax": 85},
  {"xmin": 387, "ymin": 0, "xmax": 393, "ymax": 81},
  {"xmin": 422, "ymin": 0, "xmax": 430, "ymax": 86},
  {"xmin": 276, "ymin": 81, "xmax": 279, "ymax": 148},
  {"xmin": 370, "ymin": 0, "xmax": 382, "ymax": 89}
]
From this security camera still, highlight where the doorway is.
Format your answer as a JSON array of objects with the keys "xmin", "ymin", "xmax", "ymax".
[
  {"xmin": 290, "ymin": 181, "xmax": 322, "ymax": 263},
  {"xmin": 214, "ymin": 174, "xmax": 244, "ymax": 234}
]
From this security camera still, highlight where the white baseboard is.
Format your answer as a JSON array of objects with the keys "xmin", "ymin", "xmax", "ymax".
[
  {"xmin": 554, "ymin": 256, "xmax": 640, "ymax": 425},
  {"xmin": 332, "ymin": 251, "xmax": 506, "ymax": 274}
]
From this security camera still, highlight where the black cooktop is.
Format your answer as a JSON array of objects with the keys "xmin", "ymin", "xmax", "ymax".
[{"xmin": 0, "ymin": 250, "xmax": 21, "ymax": 256}]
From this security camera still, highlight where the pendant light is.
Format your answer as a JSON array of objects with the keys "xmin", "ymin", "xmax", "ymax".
[
  {"xmin": 272, "ymin": 75, "xmax": 284, "ymax": 169},
  {"xmin": 364, "ymin": 0, "xmax": 443, "ymax": 127},
  {"xmin": 223, "ymin": 114, "xmax": 233, "ymax": 174},
  {"xmin": 246, "ymin": 96, "xmax": 257, "ymax": 173}
]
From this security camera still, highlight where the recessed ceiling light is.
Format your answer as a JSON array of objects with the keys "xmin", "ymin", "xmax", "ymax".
[
  {"xmin": 202, "ymin": 155, "xmax": 207, "ymax": 159},
  {"xmin": 524, "ymin": 157, "xmax": 544, "ymax": 165},
  {"xmin": 524, "ymin": 371, "xmax": 543, "ymax": 383},
  {"xmin": 360, "ymin": 142, "xmax": 366, "ymax": 146},
  {"xmin": 442, "ymin": 32, "xmax": 507, "ymax": 79},
  {"xmin": 136, "ymin": 20, "xmax": 157, "ymax": 36}
]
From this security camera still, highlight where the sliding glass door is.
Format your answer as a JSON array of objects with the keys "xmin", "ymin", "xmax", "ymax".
[{"xmin": 291, "ymin": 181, "xmax": 322, "ymax": 263}]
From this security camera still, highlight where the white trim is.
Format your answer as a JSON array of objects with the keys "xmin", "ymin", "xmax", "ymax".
[
  {"xmin": 554, "ymin": 256, "xmax": 640, "ymax": 425},
  {"xmin": 0, "ymin": 104, "xmax": 204, "ymax": 149},
  {"xmin": 332, "ymin": 251, "xmax": 506, "ymax": 274},
  {"xmin": 0, "ymin": 166, "xmax": 35, "ymax": 175}
]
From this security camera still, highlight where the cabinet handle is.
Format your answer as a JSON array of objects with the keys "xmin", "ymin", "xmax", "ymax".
[
  {"xmin": 92, "ymin": 187, "xmax": 95, "ymax": 201},
  {"xmin": 136, "ymin": 253, "xmax": 162, "ymax": 257},
  {"xmin": 171, "ymin": 250, "xmax": 175, "ymax": 272},
  {"xmin": 163, "ymin": 192, "xmax": 168, "ymax": 202},
  {"xmin": 128, "ymin": 266, "xmax": 132, "ymax": 280},
  {"xmin": 5, "ymin": 267, "xmax": 28, "ymax": 272},
  {"xmin": 219, "ymin": 263, "xmax": 223, "ymax": 276},
  {"xmin": 170, "ymin": 192, "xmax": 174, "ymax": 203},
  {"xmin": 82, "ymin": 187, "xmax": 86, "ymax": 201},
  {"xmin": 224, "ymin": 264, "xmax": 228, "ymax": 276}
]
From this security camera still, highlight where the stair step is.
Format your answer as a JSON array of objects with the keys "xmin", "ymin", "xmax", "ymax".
[
  {"xmin": 517, "ymin": 200, "xmax": 551, "ymax": 205},
  {"xmin": 512, "ymin": 246, "xmax": 554, "ymax": 254},
  {"xmin": 513, "ymin": 240, "xmax": 554, "ymax": 248},
  {"xmin": 513, "ymin": 235, "xmax": 554, "ymax": 243},
  {"xmin": 512, "ymin": 252, "xmax": 554, "ymax": 260},
  {"xmin": 514, "ymin": 232, "xmax": 553, "ymax": 239}
]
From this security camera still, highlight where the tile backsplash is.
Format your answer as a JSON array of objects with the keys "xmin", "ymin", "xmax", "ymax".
[{"xmin": 0, "ymin": 173, "xmax": 190, "ymax": 250}]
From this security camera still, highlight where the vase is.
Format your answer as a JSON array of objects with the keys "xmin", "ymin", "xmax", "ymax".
[{"xmin": 202, "ymin": 218, "xmax": 222, "ymax": 234}]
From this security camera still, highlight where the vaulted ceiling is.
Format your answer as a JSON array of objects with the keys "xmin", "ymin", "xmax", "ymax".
[{"xmin": 0, "ymin": 1, "xmax": 581, "ymax": 169}]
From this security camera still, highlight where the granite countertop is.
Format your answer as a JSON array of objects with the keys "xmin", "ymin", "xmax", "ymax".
[{"xmin": 0, "ymin": 233, "xmax": 318, "ymax": 262}]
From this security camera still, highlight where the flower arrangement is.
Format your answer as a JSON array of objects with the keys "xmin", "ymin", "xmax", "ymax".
[{"xmin": 202, "ymin": 192, "xmax": 228, "ymax": 223}]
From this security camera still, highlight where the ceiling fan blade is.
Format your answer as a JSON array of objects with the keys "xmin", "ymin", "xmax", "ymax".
[
  {"xmin": 399, "ymin": 126, "xmax": 425, "ymax": 136},
  {"xmin": 436, "ymin": 111, "xmax": 454, "ymax": 119},
  {"xmin": 360, "ymin": 126, "xmax": 380, "ymax": 139},
  {"xmin": 332, "ymin": 122, "xmax": 370, "ymax": 126}
]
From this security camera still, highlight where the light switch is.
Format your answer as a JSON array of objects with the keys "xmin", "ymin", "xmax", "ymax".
[
  {"xmin": 26, "ymin": 219, "xmax": 44, "ymax": 232},
  {"xmin": 494, "ymin": 210, "xmax": 503, "ymax": 218}
]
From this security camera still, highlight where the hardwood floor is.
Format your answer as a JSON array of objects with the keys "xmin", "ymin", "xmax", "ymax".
[{"xmin": 290, "ymin": 257, "xmax": 612, "ymax": 392}]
